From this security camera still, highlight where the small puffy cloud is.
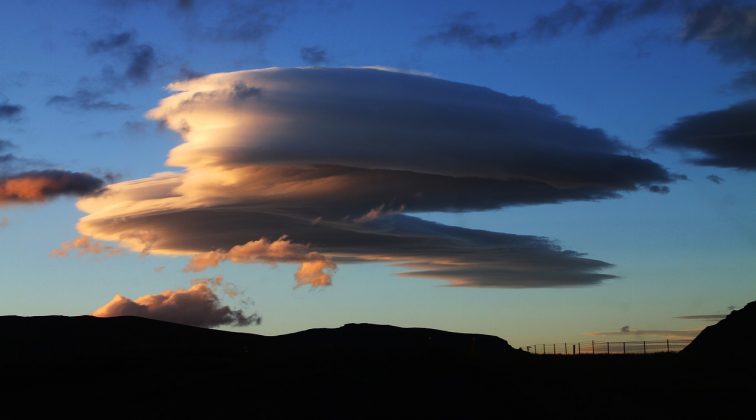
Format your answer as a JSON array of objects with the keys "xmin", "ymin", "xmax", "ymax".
[
  {"xmin": 92, "ymin": 281, "xmax": 259, "ymax": 328},
  {"xmin": 426, "ymin": 12, "xmax": 518, "ymax": 50},
  {"xmin": 50, "ymin": 235, "xmax": 122, "ymax": 257},
  {"xmin": 206, "ymin": 0, "xmax": 292, "ymax": 43},
  {"xmin": 88, "ymin": 31, "xmax": 135, "ymax": 53},
  {"xmin": 87, "ymin": 31, "xmax": 157, "ymax": 85},
  {"xmin": 655, "ymin": 99, "xmax": 756, "ymax": 170},
  {"xmin": 706, "ymin": 174, "xmax": 725, "ymax": 184},
  {"xmin": 76, "ymin": 67, "xmax": 677, "ymax": 288},
  {"xmin": 300, "ymin": 46, "xmax": 328, "ymax": 65},
  {"xmin": 295, "ymin": 257, "xmax": 337, "ymax": 288},
  {"xmin": 0, "ymin": 170, "xmax": 104, "ymax": 205},
  {"xmin": 184, "ymin": 236, "xmax": 335, "ymax": 288},
  {"xmin": 648, "ymin": 185, "xmax": 670, "ymax": 194},
  {"xmin": 0, "ymin": 100, "xmax": 23, "ymax": 121},
  {"xmin": 529, "ymin": 1, "xmax": 589, "ymax": 39},
  {"xmin": 47, "ymin": 89, "xmax": 131, "ymax": 111}
]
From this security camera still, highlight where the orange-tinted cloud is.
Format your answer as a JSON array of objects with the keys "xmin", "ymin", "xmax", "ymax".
[
  {"xmin": 0, "ymin": 170, "xmax": 103, "ymax": 205},
  {"xmin": 92, "ymin": 282, "xmax": 259, "ymax": 328},
  {"xmin": 190, "ymin": 275, "xmax": 241, "ymax": 298},
  {"xmin": 295, "ymin": 257, "xmax": 337, "ymax": 288},
  {"xmin": 184, "ymin": 237, "xmax": 336, "ymax": 288},
  {"xmin": 50, "ymin": 235, "xmax": 122, "ymax": 257}
]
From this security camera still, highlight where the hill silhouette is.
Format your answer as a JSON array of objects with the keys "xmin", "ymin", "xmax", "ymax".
[
  {"xmin": 1, "ymin": 314, "xmax": 753, "ymax": 418},
  {"xmin": 681, "ymin": 300, "xmax": 756, "ymax": 361}
]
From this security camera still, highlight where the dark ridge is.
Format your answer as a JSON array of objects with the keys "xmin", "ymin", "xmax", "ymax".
[
  {"xmin": 681, "ymin": 300, "xmax": 756, "ymax": 360},
  {"xmin": 1, "ymin": 314, "xmax": 752, "ymax": 417},
  {"xmin": 0, "ymin": 316, "xmax": 519, "ymax": 363}
]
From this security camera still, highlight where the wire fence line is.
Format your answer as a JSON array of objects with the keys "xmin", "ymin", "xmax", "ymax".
[{"xmin": 525, "ymin": 339, "xmax": 691, "ymax": 355}]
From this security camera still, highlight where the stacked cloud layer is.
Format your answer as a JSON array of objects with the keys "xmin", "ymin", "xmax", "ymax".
[{"xmin": 77, "ymin": 67, "xmax": 675, "ymax": 287}]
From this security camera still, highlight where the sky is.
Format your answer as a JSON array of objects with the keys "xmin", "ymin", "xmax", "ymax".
[{"xmin": 1, "ymin": 0, "xmax": 755, "ymax": 349}]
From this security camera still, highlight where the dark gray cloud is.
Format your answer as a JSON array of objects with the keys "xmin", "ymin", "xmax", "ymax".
[
  {"xmin": 631, "ymin": 0, "xmax": 667, "ymax": 17},
  {"xmin": 648, "ymin": 185, "xmax": 670, "ymax": 194},
  {"xmin": 706, "ymin": 174, "xmax": 725, "ymax": 183},
  {"xmin": 88, "ymin": 32, "xmax": 134, "ymax": 54},
  {"xmin": 587, "ymin": 1, "xmax": 627, "ymax": 34},
  {"xmin": 0, "ymin": 139, "xmax": 14, "ymax": 152},
  {"xmin": 0, "ymin": 140, "xmax": 48, "ymax": 174},
  {"xmin": 730, "ymin": 69, "xmax": 756, "ymax": 90},
  {"xmin": 682, "ymin": 0, "xmax": 756, "ymax": 64},
  {"xmin": 177, "ymin": 66, "xmax": 206, "ymax": 81},
  {"xmin": 588, "ymin": 326, "xmax": 700, "ymax": 339},
  {"xmin": 426, "ymin": 0, "xmax": 756, "ymax": 90},
  {"xmin": 530, "ymin": 1, "xmax": 589, "ymax": 39},
  {"xmin": 125, "ymin": 44, "xmax": 156, "ymax": 83},
  {"xmin": 0, "ymin": 101, "xmax": 23, "ymax": 121},
  {"xmin": 78, "ymin": 68, "xmax": 679, "ymax": 288},
  {"xmin": 528, "ymin": 0, "xmax": 680, "ymax": 39},
  {"xmin": 676, "ymin": 314, "xmax": 727, "ymax": 320},
  {"xmin": 525, "ymin": 1, "xmax": 756, "ymax": 88},
  {"xmin": 104, "ymin": 0, "xmax": 193, "ymax": 11},
  {"xmin": 300, "ymin": 46, "xmax": 328, "ymax": 65},
  {"xmin": 656, "ymin": 99, "xmax": 756, "ymax": 170},
  {"xmin": 47, "ymin": 89, "xmax": 131, "ymax": 111},
  {"xmin": 426, "ymin": 12, "xmax": 518, "ymax": 49},
  {"xmin": 207, "ymin": 0, "xmax": 292, "ymax": 43},
  {"xmin": 88, "ymin": 31, "xmax": 157, "ymax": 85},
  {"xmin": 426, "ymin": 1, "xmax": 671, "ymax": 51}
]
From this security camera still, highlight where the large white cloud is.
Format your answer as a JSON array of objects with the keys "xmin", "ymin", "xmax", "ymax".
[{"xmin": 77, "ymin": 67, "xmax": 675, "ymax": 287}]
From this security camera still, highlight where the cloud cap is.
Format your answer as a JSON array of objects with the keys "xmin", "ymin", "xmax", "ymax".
[{"xmin": 78, "ymin": 67, "xmax": 675, "ymax": 288}]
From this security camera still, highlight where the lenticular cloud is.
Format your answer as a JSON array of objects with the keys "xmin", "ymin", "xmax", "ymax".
[{"xmin": 77, "ymin": 67, "xmax": 675, "ymax": 288}]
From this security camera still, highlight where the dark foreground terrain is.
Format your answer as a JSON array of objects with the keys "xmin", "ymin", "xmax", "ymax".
[{"xmin": 2, "ymin": 302, "xmax": 754, "ymax": 418}]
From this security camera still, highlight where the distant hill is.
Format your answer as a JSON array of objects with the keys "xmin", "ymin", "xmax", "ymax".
[
  {"xmin": 1, "ymin": 314, "xmax": 752, "ymax": 417},
  {"xmin": 681, "ymin": 300, "xmax": 756, "ymax": 360},
  {"xmin": 0, "ymin": 315, "xmax": 520, "ymax": 364}
]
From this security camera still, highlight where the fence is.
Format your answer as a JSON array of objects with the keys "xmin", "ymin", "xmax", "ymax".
[{"xmin": 525, "ymin": 339, "xmax": 691, "ymax": 355}]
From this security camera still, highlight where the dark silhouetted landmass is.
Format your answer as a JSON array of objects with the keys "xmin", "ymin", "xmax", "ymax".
[
  {"xmin": 1, "ymin": 314, "xmax": 753, "ymax": 418},
  {"xmin": 682, "ymin": 300, "xmax": 756, "ymax": 360}
]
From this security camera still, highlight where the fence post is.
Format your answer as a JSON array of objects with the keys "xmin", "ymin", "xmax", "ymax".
[
  {"xmin": 543, "ymin": 344, "xmax": 546, "ymax": 354},
  {"xmin": 578, "ymin": 342, "xmax": 581, "ymax": 354},
  {"xmin": 623, "ymin": 342, "xmax": 626, "ymax": 354},
  {"xmin": 564, "ymin": 343, "xmax": 567, "ymax": 355},
  {"xmin": 606, "ymin": 342, "xmax": 610, "ymax": 354},
  {"xmin": 592, "ymin": 340, "xmax": 595, "ymax": 354},
  {"xmin": 572, "ymin": 344, "xmax": 575, "ymax": 355},
  {"xmin": 553, "ymin": 344, "xmax": 556, "ymax": 354},
  {"xmin": 666, "ymin": 339, "xmax": 670, "ymax": 353},
  {"xmin": 643, "ymin": 341, "xmax": 646, "ymax": 354}
]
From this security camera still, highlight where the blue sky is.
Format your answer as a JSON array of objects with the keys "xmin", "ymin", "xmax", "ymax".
[{"xmin": 1, "ymin": 0, "xmax": 754, "ymax": 348}]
